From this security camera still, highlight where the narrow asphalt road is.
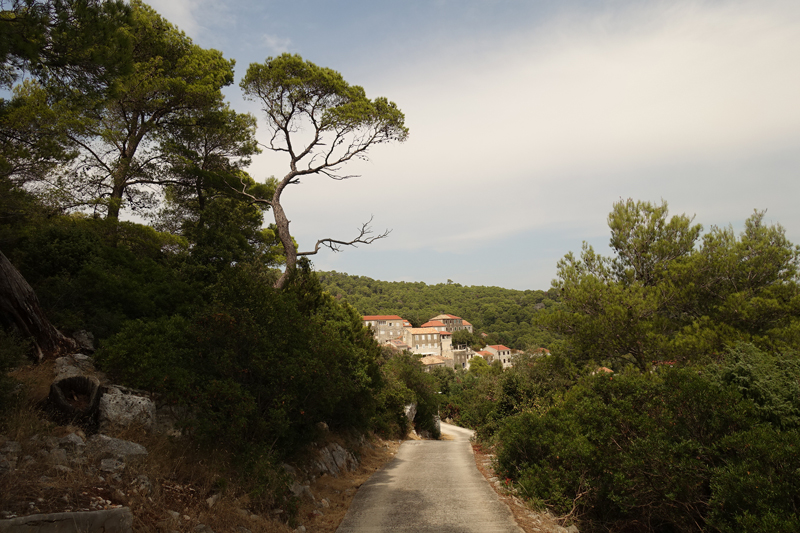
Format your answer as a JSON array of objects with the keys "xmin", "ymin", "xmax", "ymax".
[{"xmin": 336, "ymin": 422, "xmax": 523, "ymax": 532}]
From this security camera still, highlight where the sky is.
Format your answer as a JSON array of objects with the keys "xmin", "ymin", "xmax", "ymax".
[{"xmin": 144, "ymin": 0, "xmax": 800, "ymax": 291}]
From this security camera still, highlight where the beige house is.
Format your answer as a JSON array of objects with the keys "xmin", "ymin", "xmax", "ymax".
[
  {"xmin": 428, "ymin": 314, "xmax": 474, "ymax": 333},
  {"xmin": 362, "ymin": 315, "xmax": 407, "ymax": 344},
  {"xmin": 484, "ymin": 344, "xmax": 513, "ymax": 368},
  {"xmin": 403, "ymin": 327, "xmax": 442, "ymax": 356}
]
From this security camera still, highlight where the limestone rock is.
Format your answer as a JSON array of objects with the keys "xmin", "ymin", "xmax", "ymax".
[
  {"xmin": 57, "ymin": 433, "xmax": 85, "ymax": 452},
  {"xmin": 314, "ymin": 442, "xmax": 358, "ymax": 477},
  {"xmin": 0, "ymin": 507, "xmax": 132, "ymax": 533},
  {"xmin": 87, "ymin": 434, "xmax": 147, "ymax": 460},
  {"xmin": 404, "ymin": 403, "xmax": 416, "ymax": 422},
  {"xmin": 72, "ymin": 331, "xmax": 95, "ymax": 353},
  {"xmin": 99, "ymin": 387, "xmax": 156, "ymax": 430},
  {"xmin": 54, "ymin": 355, "xmax": 97, "ymax": 380},
  {"xmin": 100, "ymin": 458, "xmax": 125, "ymax": 473}
]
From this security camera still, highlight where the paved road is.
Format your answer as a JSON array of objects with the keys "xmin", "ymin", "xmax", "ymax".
[{"xmin": 336, "ymin": 422, "xmax": 523, "ymax": 533}]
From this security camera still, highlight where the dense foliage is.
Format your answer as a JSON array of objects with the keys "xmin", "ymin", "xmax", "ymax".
[
  {"xmin": 438, "ymin": 201, "xmax": 800, "ymax": 532},
  {"xmin": 544, "ymin": 200, "xmax": 800, "ymax": 371},
  {"xmin": 493, "ymin": 345, "xmax": 800, "ymax": 532},
  {"xmin": 318, "ymin": 272, "xmax": 561, "ymax": 350},
  {"xmin": 0, "ymin": 2, "xmax": 421, "ymax": 517}
]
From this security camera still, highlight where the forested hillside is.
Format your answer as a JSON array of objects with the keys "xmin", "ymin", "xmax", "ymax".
[{"xmin": 318, "ymin": 272, "xmax": 561, "ymax": 350}]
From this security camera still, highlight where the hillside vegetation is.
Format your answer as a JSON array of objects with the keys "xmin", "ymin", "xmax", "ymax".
[{"xmin": 318, "ymin": 272, "xmax": 561, "ymax": 350}]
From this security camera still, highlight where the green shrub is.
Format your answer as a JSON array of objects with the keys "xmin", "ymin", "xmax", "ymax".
[
  {"xmin": 380, "ymin": 352, "xmax": 440, "ymax": 438},
  {"xmin": 712, "ymin": 342, "xmax": 800, "ymax": 429},
  {"xmin": 708, "ymin": 425, "xmax": 800, "ymax": 532},
  {"xmin": 98, "ymin": 264, "xmax": 385, "ymax": 453},
  {"xmin": 9, "ymin": 216, "xmax": 196, "ymax": 338},
  {"xmin": 492, "ymin": 347, "xmax": 800, "ymax": 532}
]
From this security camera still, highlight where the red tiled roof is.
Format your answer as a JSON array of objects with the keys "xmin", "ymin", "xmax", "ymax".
[
  {"xmin": 421, "ymin": 320, "xmax": 446, "ymax": 328},
  {"xmin": 488, "ymin": 344, "xmax": 511, "ymax": 351},
  {"xmin": 439, "ymin": 331, "xmax": 452, "ymax": 336},
  {"xmin": 363, "ymin": 315, "xmax": 404, "ymax": 321},
  {"xmin": 461, "ymin": 319, "xmax": 472, "ymax": 325}
]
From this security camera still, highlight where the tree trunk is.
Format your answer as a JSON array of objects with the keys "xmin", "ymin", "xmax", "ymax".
[
  {"xmin": 272, "ymin": 176, "xmax": 297, "ymax": 290},
  {"xmin": 0, "ymin": 248, "xmax": 76, "ymax": 362}
]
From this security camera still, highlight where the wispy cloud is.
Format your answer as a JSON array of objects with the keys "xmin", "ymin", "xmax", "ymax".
[
  {"xmin": 261, "ymin": 33, "xmax": 292, "ymax": 55},
  {"xmin": 145, "ymin": 0, "xmax": 201, "ymax": 36}
]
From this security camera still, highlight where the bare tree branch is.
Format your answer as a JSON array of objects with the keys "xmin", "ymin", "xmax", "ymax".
[{"xmin": 298, "ymin": 216, "xmax": 391, "ymax": 257}]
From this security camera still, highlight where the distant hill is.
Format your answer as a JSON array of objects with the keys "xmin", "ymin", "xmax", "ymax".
[{"xmin": 317, "ymin": 271, "xmax": 561, "ymax": 350}]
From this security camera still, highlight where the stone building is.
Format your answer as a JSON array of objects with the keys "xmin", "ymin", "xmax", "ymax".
[
  {"xmin": 453, "ymin": 346, "xmax": 480, "ymax": 370},
  {"xmin": 427, "ymin": 314, "xmax": 473, "ymax": 333},
  {"xmin": 362, "ymin": 315, "xmax": 407, "ymax": 344},
  {"xmin": 403, "ymin": 327, "xmax": 442, "ymax": 356},
  {"xmin": 484, "ymin": 344, "xmax": 513, "ymax": 368}
]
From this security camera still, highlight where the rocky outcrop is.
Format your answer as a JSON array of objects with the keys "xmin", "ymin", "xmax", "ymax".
[
  {"xmin": 404, "ymin": 403, "xmax": 416, "ymax": 423},
  {"xmin": 0, "ymin": 431, "xmax": 147, "ymax": 479},
  {"xmin": 86, "ymin": 434, "xmax": 147, "ymax": 461},
  {"xmin": 54, "ymin": 354, "xmax": 101, "ymax": 381},
  {"xmin": 0, "ymin": 508, "xmax": 132, "ymax": 533},
  {"xmin": 71, "ymin": 331, "xmax": 95, "ymax": 354},
  {"xmin": 98, "ymin": 386, "xmax": 156, "ymax": 430},
  {"xmin": 313, "ymin": 442, "xmax": 358, "ymax": 477}
]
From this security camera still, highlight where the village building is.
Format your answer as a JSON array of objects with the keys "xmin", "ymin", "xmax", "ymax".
[
  {"xmin": 427, "ymin": 314, "xmax": 474, "ymax": 333},
  {"xmin": 403, "ymin": 327, "xmax": 442, "ymax": 356},
  {"xmin": 439, "ymin": 330, "xmax": 453, "ymax": 358},
  {"xmin": 420, "ymin": 320, "xmax": 447, "ymax": 332},
  {"xmin": 362, "ymin": 313, "xmax": 475, "ymax": 363},
  {"xmin": 386, "ymin": 339, "xmax": 412, "ymax": 351},
  {"xmin": 453, "ymin": 346, "xmax": 480, "ymax": 370},
  {"xmin": 476, "ymin": 350, "xmax": 493, "ymax": 362},
  {"xmin": 362, "ymin": 315, "xmax": 407, "ymax": 344},
  {"xmin": 484, "ymin": 344, "xmax": 513, "ymax": 368}
]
